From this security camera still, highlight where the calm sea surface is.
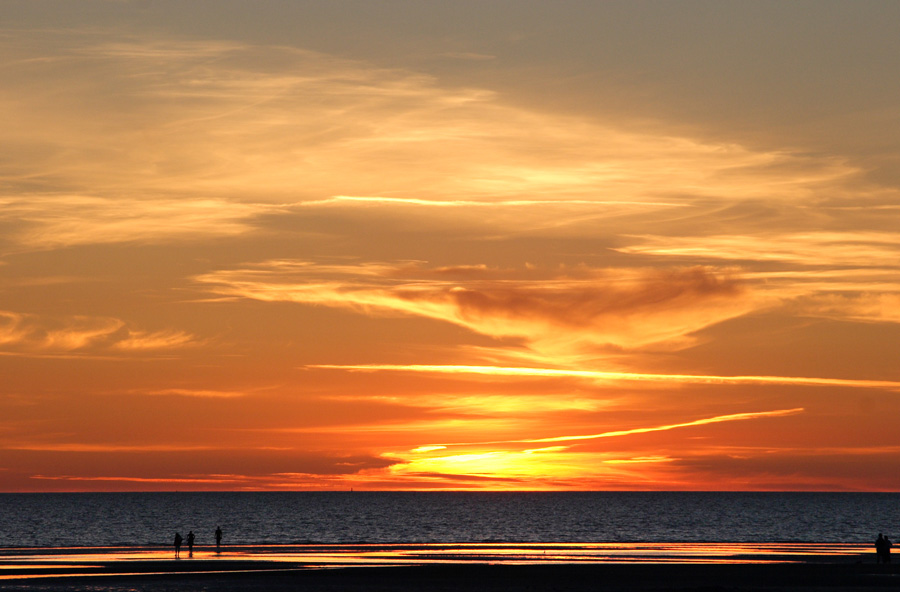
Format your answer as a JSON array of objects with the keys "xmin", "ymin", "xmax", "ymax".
[{"xmin": 0, "ymin": 492, "xmax": 897, "ymax": 548}]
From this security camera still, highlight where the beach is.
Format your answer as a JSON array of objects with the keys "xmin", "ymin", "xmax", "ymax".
[
  {"xmin": 2, "ymin": 544, "xmax": 897, "ymax": 591},
  {"xmin": 3, "ymin": 562, "xmax": 900, "ymax": 592}
]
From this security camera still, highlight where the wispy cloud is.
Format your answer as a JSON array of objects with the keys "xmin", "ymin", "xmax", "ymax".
[
  {"xmin": 0, "ymin": 310, "xmax": 122, "ymax": 351},
  {"xmin": 0, "ymin": 310, "xmax": 197, "ymax": 354},
  {"xmin": 112, "ymin": 330, "xmax": 199, "ymax": 351},
  {"xmin": 0, "ymin": 196, "xmax": 277, "ymax": 252},
  {"xmin": 31, "ymin": 475, "xmax": 241, "ymax": 484},
  {"xmin": 304, "ymin": 195, "xmax": 687, "ymax": 208},
  {"xmin": 617, "ymin": 232, "xmax": 900, "ymax": 325},
  {"xmin": 198, "ymin": 261, "xmax": 758, "ymax": 362},
  {"xmin": 1, "ymin": 32, "xmax": 861, "ymax": 254},
  {"xmin": 9, "ymin": 444, "xmax": 219, "ymax": 453},
  {"xmin": 310, "ymin": 364, "xmax": 900, "ymax": 391},
  {"xmin": 384, "ymin": 408, "xmax": 804, "ymax": 488},
  {"xmin": 791, "ymin": 293, "xmax": 900, "ymax": 324},
  {"xmin": 3, "ymin": 19, "xmax": 899, "ymax": 493},
  {"xmin": 618, "ymin": 231, "xmax": 900, "ymax": 269},
  {"xmin": 519, "ymin": 408, "xmax": 805, "ymax": 444},
  {"xmin": 400, "ymin": 408, "xmax": 804, "ymax": 450},
  {"xmin": 142, "ymin": 388, "xmax": 248, "ymax": 399}
]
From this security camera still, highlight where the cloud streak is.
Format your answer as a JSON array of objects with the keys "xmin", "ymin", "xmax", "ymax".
[
  {"xmin": 383, "ymin": 408, "xmax": 805, "ymax": 488},
  {"xmin": 619, "ymin": 231, "xmax": 900, "ymax": 268},
  {"xmin": 519, "ymin": 408, "xmax": 805, "ymax": 444},
  {"xmin": 310, "ymin": 364, "xmax": 900, "ymax": 391}
]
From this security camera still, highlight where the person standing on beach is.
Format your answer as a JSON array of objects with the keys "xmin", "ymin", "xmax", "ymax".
[
  {"xmin": 174, "ymin": 532, "xmax": 183, "ymax": 559},
  {"xmin": 187, "ymin": 530, "xmax": 195, "ymax": 557},
  {"xmin": 885, "ymin": 536, "xmax": 893, "ymax": 564},
  {"xmin": 215, "ymin": 525, "xmax": 223, "ymax": 552}
]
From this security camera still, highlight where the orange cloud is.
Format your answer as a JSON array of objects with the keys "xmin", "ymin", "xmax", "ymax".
[
  {"xmin": 0, "ymin": 310, "xmax": 197, "ymax": 354},
  {"xmin": 794, "ymin": 293, "xmax": 900, "ymax": 324},
  {"xmin": 618, "ymin": 231, "xmax": 900, "ymax": 268},
  {"xmin": 310, "ymin": 364, "xmax": 900, "ymax": 391},
  {"xmin": 387, "ymin": 408, "xmax": 804, "ymax": 451},
  {"xmin": 0, "ymin": 310, "xmax": 123, "ymax": 351},
  {"xmin": 519, "ymin": 408, "xmax": 805, "ymax": 444},
  {"xmin": 142, "ymin": 388, "xmax": 250, "ymax": 399},
  {"xmin": 112, "ymin": 330, "xmax": 198, "ymax": 351},
  {"xmin": 1, "ymin": 32, "xmax": 861, "ymax": 253},
  {"xmin": 197, "ymin": 262, "xmax": 758, "ymax": 363},
  {"xmin": 0, "ymin": 196, "xmax": 274, "ymax": 252}
]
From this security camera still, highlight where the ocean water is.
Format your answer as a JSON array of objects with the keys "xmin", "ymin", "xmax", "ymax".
[{"xmin": 0, "ymin": 492, "xmax": 897, "ymax": 548}]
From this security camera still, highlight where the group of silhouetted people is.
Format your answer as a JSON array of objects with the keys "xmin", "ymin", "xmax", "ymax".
[
  {"xmin": 174, "ymin": 526, "xmax": 223, "ymax": 558},
  {"xmin": 876, "ymin": 533, "xmax": 893, "ymax": 564}
]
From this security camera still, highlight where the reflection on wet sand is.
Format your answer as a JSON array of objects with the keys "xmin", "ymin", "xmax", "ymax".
[{"xmin": 0, "ymin": 542, "xmax": 871, "ymax": 581}]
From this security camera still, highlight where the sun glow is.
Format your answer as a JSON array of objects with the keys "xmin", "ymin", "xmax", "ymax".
[{"xmin": 378, "ymin": 408, "xmax": 804, "ymax": 489}]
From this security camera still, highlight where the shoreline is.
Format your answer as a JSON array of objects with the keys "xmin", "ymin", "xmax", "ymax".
[{"xmin": 2, "ymin": 543, "xmax": 895, "ymax": 591}]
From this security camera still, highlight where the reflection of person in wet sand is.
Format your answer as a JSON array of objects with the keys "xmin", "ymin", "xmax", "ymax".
[
  {"xmin": 215, "ymin": 526, "xmax": 223, "ymax": 552},
  {"xmin": 174, "ymin": 532, "xmax": 183, "ymax": 559},
  {"xmin": 187, "ymin": 530, "xmax": 195, "ymax": 557}
]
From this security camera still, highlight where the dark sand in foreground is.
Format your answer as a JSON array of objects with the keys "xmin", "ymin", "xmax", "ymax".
[
  {"xmin": 3, "ymin": 562, "xmax": 900, "ymax": 592},
  {"xmin": 1, "ymin": 543, "xmax": 896, "ymax": 591}
]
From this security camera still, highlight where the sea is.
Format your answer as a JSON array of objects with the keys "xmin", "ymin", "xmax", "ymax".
[{"xmin": 0, "ymin": 492, "xmax": 897, "ymax": 549}]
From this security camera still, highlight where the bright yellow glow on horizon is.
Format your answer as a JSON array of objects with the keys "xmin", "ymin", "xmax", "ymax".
[{"xmin": 379, "ymin": 408, "xmax": 804, "ymax": 488}]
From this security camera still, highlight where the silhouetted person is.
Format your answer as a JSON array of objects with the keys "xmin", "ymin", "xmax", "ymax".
[
  {"xmin": 876, "ymin": 533, "xmax": 887, "ymax": 563},
  {"xmin": 886, "ymin": 536, "xmax": 893, "ymax": 564},
  {"xmin": 215, "ymin": 526, "xmax": 223, "ymax": 552},
  {"xmin": 174, "ymin": 532, "xmax": 183, "ymax": 559},
  {"xmin": 187, "ymin": 530, "xmax": 195, "ymax": 557}
]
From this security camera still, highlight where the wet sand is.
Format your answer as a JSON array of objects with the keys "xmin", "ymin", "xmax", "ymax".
[
  {"xmin": 2, "ymin": 562, "xmax": 900, "ymax": 592},
  {"xmin": 1, "ymin": 544, "xmax": 896, "ymax": 591}
]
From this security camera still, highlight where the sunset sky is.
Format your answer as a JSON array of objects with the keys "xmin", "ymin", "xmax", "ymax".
[{"xmin": 3, "ymin": 1, "xmax": 900, "ymax": 492}]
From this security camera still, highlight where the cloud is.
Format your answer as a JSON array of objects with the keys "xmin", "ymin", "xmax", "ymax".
[
  {"xmin": 0, "ymin": 31, "xmax": 862, "ymax": 255},
  {"xmin": 31, "ymin": 475, "xmax": 242, "ymax": 484},
  {"xmin": 0, "ymin": 310, "xmax": 197, "ymax": 354},
  {"xmin": 618, "ymin": 231, "xmax": 900, "ymax": 268},
  {"xmin": 196, "ymin": 261, "xmax": 759, "ymax": 363},
  {"xmin": 304, "ymin": 195, "xmax": 684, "ymax": 209},
  {"xmin": 519, "ymin": 408, "xmax": 805, "ymax": 444},
  {"xmin": 321, "ymin": 392, "xmax": 603, "ymax": 417},
  {"xmin": 0, "ymin": 310, "xmax": 122, "ymax": 351},
  {"xmin": 616, "ymin": 232, "xmax": 900, "ymax": 326},
  {"xmin": 603, "ymin": 456, "xmax": 674, "ymax": 465},
  {"xmin": 142, "ymin": 388, "xmax": 248, "ymax": 399},
  {"xmin": 381, "ymin": 408, "xmax": 804, "ymax": 488},
  {"xmin": 792, "ymin": 293, "xmax": 900, "ymax": 324},
  {"xmin": 112, "ymin": 330, "xmax": 199, "ymax": 351},
  {"xmin": 0, "ymin": 196, "xmax": 276, "ymax": 252},
  {"xmin": 311, "ymin": 364, "xmax": 900, "ymax": 391},
  {"xmin": 18, "ymin": 458, "xmax": 399, "ymax": 490}
]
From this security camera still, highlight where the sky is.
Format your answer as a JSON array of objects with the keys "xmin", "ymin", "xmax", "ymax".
[{"xmin": 2, "ymin": 0, "xmax": 900, "ymax": 492}]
